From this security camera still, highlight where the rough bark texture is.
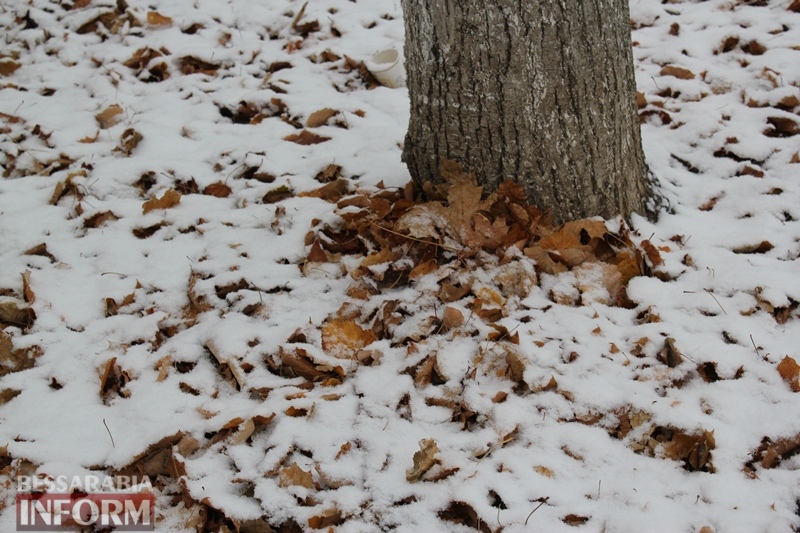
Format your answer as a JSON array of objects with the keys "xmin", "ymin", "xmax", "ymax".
[{"xmin": 401, "ymin": 0, "xmax": 655, "ymax": 222}]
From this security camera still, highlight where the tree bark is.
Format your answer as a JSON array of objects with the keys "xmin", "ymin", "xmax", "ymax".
[{"xmin": 401, "ymin": 0, "xmax": 655, "ymax": 222}]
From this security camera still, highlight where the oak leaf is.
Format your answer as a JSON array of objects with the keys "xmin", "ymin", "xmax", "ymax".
[{"xmin": 279, "ymin": 462, "xmax": 313, "ymax": 488}]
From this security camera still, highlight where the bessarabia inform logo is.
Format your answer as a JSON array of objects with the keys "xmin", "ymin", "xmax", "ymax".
[{"xmin": 15, "ymin": 475, "xmax": 155, "ymax": 531}]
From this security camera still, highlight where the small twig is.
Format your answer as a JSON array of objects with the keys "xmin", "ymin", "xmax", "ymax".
[
  {"xmin": 704, "ymin": 289, "xmax": 727, "ymax": 315},
  {"xmin": 524, "ymin": 498, "xmax": 549, "ymax": 526},
  {"xmin": 370, "ymin": 222, "xmax": 461, "ymax": 253},
  {"xmin": 100, "ymin": 272, "xmax": 127, "ymax": 278},
  {"xmin": 750, "ymin": 334, "xmax": 761, "ymax": 358},
  {"xmin": 103, "ymin": 418, "xmax": 115, "ymax": 448}
]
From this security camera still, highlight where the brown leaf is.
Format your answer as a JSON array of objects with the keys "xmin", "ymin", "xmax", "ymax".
[
  {"xmin": 24, "ymin": 243, "xmax": 57, "ymax": 263},
  {"xmin": 307, "ymin": 240, "xmax": 328, "ymax": 262},
  {"xmin": 284, "ymin": 129, "xmax": 331, "ymax": 145},
  {"xmin": 777, "ymin": 356, "xmax": 800, "ymax": 392},
  {"xmin": 308, "ymin": 508, "xmax": 344, "ymax": 529},
  {"xmin": 0, "ymin": 301, "xmax": 32, "ymax": 329},
  {"xmin": 262, "ymin": 185, "xmax": 293, "ymax": 204},
  {"xmin": 314, "ymin": 164, "xmax": 341, "ymax": 183},
  {"xmin": 660, "ymin": 65, "xmax": 695, "ymax": 79},
  {"xmin": 441, "ymin": 306, "xmax": 464, "ymax": 332},
  {"xmin": 142, "ymin": 189, "xmax": 181, "ymax": 214},
  {"xmin": 0, "ymin": 338, "xmax": 39, "ymax": 377},
  {"xmin": 279, "ymin": 462, "xmax": 313, "ymax": 488},
  {"xmin": 297, "ymin": 179, "xmax": 349, "ymax": 202},
  {"xmin": 406, "ymin": 438, "xmax": 439, "ymax": 482},
  {"xmin": 146, "ymin": 11, "xmax": 172, "ymax": 26},
  {"xmin": 21, "ymin": 271, "xmax": 34, "ymax": 304},
  {"xmin": 321, "ymin": 319, "xmax": 376, "ymax": 358},
  {"xmin": 202, "ymin": 181, "xmax": 232, "ymax": 198},
  {"xmin": 307, "ymin": 108, "xmax": 338, "ymax": 128},
  {"xmin": 116, "ymin": 128, "xmax": 142, "ymax": 156},
  {"xmin": 732, "ymin": 241, "xmax": 773, "ymax": 254},
  {"xmin": 0, "ymin": 60, "xmax": 21, "ymax": 77},
  {"xmin": 96, "ymin": 104, "xmax": 124, "ymax": 129},
  {"xmin": 117, "ymin": 431, "xmax": 185, "ymax": 479},
  {"xmin": 765, "ymin": 116, "xmax": 799, "ymax": 137},
  {"xmin": 179, "ymin": 56, "xmax": 220, "ymax": 76},
  {"xmin": 655, "ymin": 426, "xmax": 715, "ymax": 472},
  {"xmin": 641, "ymin": 239, "xmax": 664, "ymax": 266},
  {"xmin": 409, "ymin": 258, "xmax": 438, "ymax": 280},
  {"xmin": 0, "ymin": 388, "xmax": 21, "ymax": 405},
  {"xmin": 488, "ymin": 323, "xmax": 519, "ymax": 344},
  {"xmin": 83, "ymin": 210, "xmax": 119, "ymax": 229},
  {"xmin": 438, "ymin": 501, "xmax": 492, "ymax": 533},
  {"xmin": 273, "ymin": 347, "xmax": 344, "ymax": 382},
  {"xmin": 658, "ymin": 337, "xmax": 683, "ymax": 368},
  {"xmin": 563, "ymin": 514, "xmax": 590, "ymax": 526}
]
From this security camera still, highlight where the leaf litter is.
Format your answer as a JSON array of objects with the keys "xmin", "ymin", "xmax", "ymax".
[{"xmin": 0, "ymin": 0, "xmax": 799, "ymax": 532}]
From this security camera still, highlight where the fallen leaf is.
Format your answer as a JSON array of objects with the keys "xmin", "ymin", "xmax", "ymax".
[
  {"xmin": 307, "ymin": 508, "xmax": 344, "ymax": 529},
  {"xmin": 321, "ymin": 319, "xmax": 376, "ymax": 358},
  {"xmin": 314, "ymin": 163, "xmax": 342, "ymax": 183},
  {"xmin": 732, "ymin": 241, "xmax": 773, "ymax": 254},
  {"xmin": 142, "ymin": 189, "xmax": 181, "ymax": 214},
  {"xmin": 777, "ymin": 356, "xmax": 800, "ymax": 392},
  {"xmin": 284, "ymin": 130, "xmax": 331, "ymax": 145},
  {"xmin": 21, "ymin": 271, "xmax": 34, "ymax": 303},
  {"xmin": 278, "ymin": 462, "xmax": 314, "ymax": 489},
  {"xmin": 406, "ymin": 438, "xmax": 439, "ymax": 482},
  {"xmin": 116, "ymin": 128, "xmax": 142, "ymax": 156},
  {"xmin": 438, "ymin": 501, "xmax": 492, "ymax": 533},
  {"xmin": 660, "ymin": 65, "xmax": 695, "ymax": 79},
  {"xmin": 202, "ymin": 181, "xmax": 232, "ymax": 198},
  {"xmin": 96, "ymin": 104, "xmax": 124, "ymax": 129},
  {"xmin": 563, "ymin": 514, "xmax": 590, "ymax": 526},
  {"xmin": 0, "ymin": 302, "xmax": 32, "ymax": 329},
  {"xmin": 298, "ymin": 179, "xmax": 349, "ymax": 202},
  {"xmin": 441, "ymin": 306, "xmax": 464, "ymax": 332},
  {"xmin": 146, "ymin": 11, "xmax": 172, "ymax": 26},
  {"xmin": 0, "ymin": 61, "xmax": 21, "ymax": 77},
  {"xmin": 658, "ymin": 337, "xmax": 683, "ymax": 367},
  {"xmin": 0, "ymin": 388, "xmax": 21, "ymax": 405},
  {"xmin": 262, "ymin": 185, "xmax": 293, "ymax": 203},
  {"xmin": 83, "ymin": 210, "xmax": 119, "ymax": 229},
  {"xmin": 307, "ymin": 108, "xmax": 338, "ymax": 128}
]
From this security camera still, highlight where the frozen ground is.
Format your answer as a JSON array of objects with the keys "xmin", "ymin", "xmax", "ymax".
[{"xmin": 1, "ymin": 0, "xmax": 799, "ymax": 531}]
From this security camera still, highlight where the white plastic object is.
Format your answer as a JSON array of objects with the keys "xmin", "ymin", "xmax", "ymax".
[{"xmin": 367, "ymin": 48, "xmax": 406, "ymax": 88}]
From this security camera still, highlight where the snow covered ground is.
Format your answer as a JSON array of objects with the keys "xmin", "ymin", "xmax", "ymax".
[{"xmin": 1, "ymin": 0, "xmax": 799, "ymax": 531}]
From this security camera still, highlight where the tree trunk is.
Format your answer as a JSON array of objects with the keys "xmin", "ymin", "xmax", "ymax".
[{"xmin": 401, "ymin": 0, "xmax": 655, "ymax": 222}]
